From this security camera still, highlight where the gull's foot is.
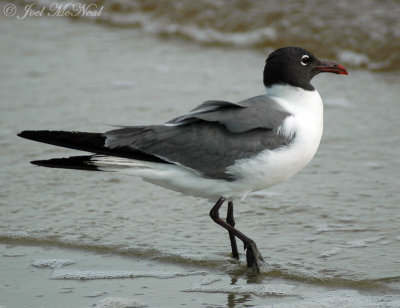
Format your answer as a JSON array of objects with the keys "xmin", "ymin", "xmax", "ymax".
[{"xmin": 245, "ymin": 241, "xmax": 265, "ymax": 272}]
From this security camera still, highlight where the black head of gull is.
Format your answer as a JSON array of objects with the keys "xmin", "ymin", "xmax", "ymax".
[{"xmin": 263, "ymin": 46, "xmax": 348, "ymax": 91}]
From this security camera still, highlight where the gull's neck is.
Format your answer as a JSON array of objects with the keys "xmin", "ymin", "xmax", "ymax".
[
  {"xmin": 265, "ymin": 84, "xmax": 323, "ymax": 119},
  {"xmin": 265, "ymin": 84, "xmax": 315, "ymax": 100}
]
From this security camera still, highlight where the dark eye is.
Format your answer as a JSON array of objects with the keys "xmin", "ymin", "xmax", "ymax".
[{"xmin": 301, "ymin": 55, "xmax": 311, "ymax": 66}]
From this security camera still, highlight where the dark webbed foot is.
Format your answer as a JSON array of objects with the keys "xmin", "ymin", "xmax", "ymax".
[{"xmin": 244, "ymin": 241, "xmax": 265, "ymax": 271}]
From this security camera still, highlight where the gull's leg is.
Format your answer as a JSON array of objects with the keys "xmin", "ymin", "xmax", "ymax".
[
  {"xmin": 210, "ymin": 197, "xmax": 265, "ymax": 271},
  {"xmin": 226, "ymin": 201, "xmax": 239, "ymax": 260}
]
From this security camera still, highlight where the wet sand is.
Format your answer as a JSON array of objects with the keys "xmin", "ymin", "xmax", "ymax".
[{"xmin": 1, "ymin": 243, "xmax": 212, "ymax": 308}]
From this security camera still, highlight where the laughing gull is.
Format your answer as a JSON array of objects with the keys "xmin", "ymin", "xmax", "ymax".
[{"xmin": 18, "ymin": 47, "xmax": 348, "ymax": 271}]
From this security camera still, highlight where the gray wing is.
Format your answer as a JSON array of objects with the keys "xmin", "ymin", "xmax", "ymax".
[
  {"xmin": 105, "ymin": 95, "xmax": 293, "ymax": 180},
  {"xmin": 166, "ymin": 95, "xmax": 290, "ymax": 133}
]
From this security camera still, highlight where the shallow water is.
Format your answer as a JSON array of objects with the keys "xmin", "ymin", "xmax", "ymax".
[
  {"xmin": 20, "ymin": 0, "xmax": 400, "ymax": 71},
  {"xmin": 1, "ymin": 11, "xmax": 400, "ymax": 308}
]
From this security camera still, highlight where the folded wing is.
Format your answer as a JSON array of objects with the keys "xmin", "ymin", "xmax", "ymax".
[
  {"xmin": 105, "ymin": 95, "xmax": 293, "ymax": 180},
  {"xmin": 19, "ymin": 95, "xmax": 293, "ymax": 181}
]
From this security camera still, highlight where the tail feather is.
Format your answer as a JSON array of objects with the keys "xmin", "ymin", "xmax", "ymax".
[{"xmin": 18, "ymin": 130, "xmax": 171, "ymax": 164}]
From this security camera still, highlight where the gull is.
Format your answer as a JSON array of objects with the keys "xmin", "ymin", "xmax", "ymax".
[{"xmin": 18, "ymin": 47, "xmax": 348, "ymax": 271}]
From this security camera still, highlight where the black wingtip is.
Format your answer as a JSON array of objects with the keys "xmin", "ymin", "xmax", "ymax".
[
  {"xmin": 31, "ymin": 155, "xmax": 101, "ymax": 171},
  {"xmin": 17, "ymin": 130, "xmax": 107, "ymax": 153},
  {"xmin": 18, "ymin": 129, "xmax": 171, "ymax": 165},
  {"xmin": 17, "ymin": 130, "xmax": 57, "ymax": 142},
  {"xmin": 17, "ymin": 130, "xmax": 33, "ymax": 139}
]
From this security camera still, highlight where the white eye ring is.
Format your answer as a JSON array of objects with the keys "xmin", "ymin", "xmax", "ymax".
[{"xmin": 301, "ymin": 55, "xmax": 310, "ymax": 66}]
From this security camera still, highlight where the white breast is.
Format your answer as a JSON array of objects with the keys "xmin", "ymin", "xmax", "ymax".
[{"xmin": 227, "ymin": 85, "xmax": 324, "ymax": 193}]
